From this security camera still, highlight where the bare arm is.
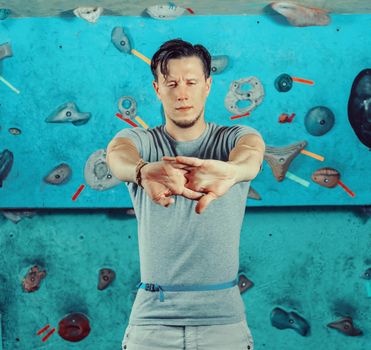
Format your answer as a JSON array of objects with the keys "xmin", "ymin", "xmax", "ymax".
[
  {"xmin": 106, "ymin": 137, "xmax": 204, "ymax": 207},
  {"xmin": 106, "ymin": 137, "xmax": 140, "ymax": 183},
  {"xmin": 161, "ymin": 133, "xmax": 265, "ymax": 214},
  {"xmin": 228, "ymin": 133, "xmax": 265, "ymax": 183}
]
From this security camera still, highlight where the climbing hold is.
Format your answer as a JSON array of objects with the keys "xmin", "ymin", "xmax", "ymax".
[
  {"xmin": 238, "ymin": 274, "xmax": 254, "ymax": 293},
  {"xmin": 224, "ymin": 77, "xmax": 264, "ymax": 115},
  {"xmin": 327, "ymin": 316, "xmax": 363, "ymax": 336},
  {"xmin": 0, "ymin": 9, "xmax": 11, "ymax": 20},
  {"xmin": 98, "ymin": 268, "xmax": 116, "ymax": 290},
  {"xmin": 361, "ymin": 267, "xmax": 371, "ymax": 280},
  {"xmin": 73, "ymin": 7, "xmax": 103, "ymax": 23},
  {"xmin": 210, "ymin": 55, "xmax": 229, "ymax": 75},
  {"xmin": 111, "ymin": 27, "xmax": 132, "ymax": 54},
  {"xmin": 45, "ymin": 102, "xmax": 91, "ymax": 126},
  {"xmin": 311, "ymin": 167, "xmax": 340, "ymax": 188},
  {"xmin": 0, "ymin": 149, "xmax": 13, "ymax": 188},
  {"xmin": 0, "ymin": 42, "xmax": 13, "ymax": 60},
  {"xmin": 264, "ymin": 141, "xmax": 307, "ymax": 181},
  {"xmin": 44, "ymin": 163, "xmax": 72, "ymax": 185},
  {"xmin": 305, "ymin": 106, "xmax": 335, "ymax": 136},
  {"xmin": 126, "ymin": 208, "xmax": 136, "ymax": 216},
  {"xmin": 274, "ymin": 73, "xmax": 293, "ymax": 92},
  {"xmin": 278, "ymin": 113, "xmax": 295, "ymax": 123},
  {"xmin": 84, "ymin": 149, "xmax": 121, "ymax": 191},
  {"xmin": 248, "ymin": 186, "xmax": 262, "ymax": 200},
  {"xmin": 146, "ymin": 4, "xmax": 185, "ymax": 20},
  {"xmin": 118, "ymin": 96, "xmax": 137, "ymax": 120},
  {"xmin": 270, "ymin": 2, "xmax": 330, "ymax": 27},
  {"xmin": 270, "ymin": 307, "xmax": 310, "ymax": 336},
  {"xmin": 347, "ymin": 68, "xmax": 371, "ymax": 148},
  {"xmin": 22, "ymin": 265, "xmax": 46, "ymax": 293},
  {"xmin": 58, "ymin": 312, "xmax": 91, "ymax": 342},
  {"xmin": 1, "ymin": 210, "xmax": 36, "ymax": 224},
  {"xmin": 8, "ymin": 127, "xmax": 21, "ymax": 135}
]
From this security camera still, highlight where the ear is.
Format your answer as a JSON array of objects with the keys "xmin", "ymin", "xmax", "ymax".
[
  {"xmin": 205, "ymin": 76, "xmax": 212, "ymax": 96},
  {"xmin": 152, "ymin": 80, "xmax": 161, "ymax": 100}
]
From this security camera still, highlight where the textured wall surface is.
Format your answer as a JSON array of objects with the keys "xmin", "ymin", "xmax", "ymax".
[
  {"xmin": 0, "ymin": 207, "xmax": 370, "ymax": 349},
  {"xmin": 0, "ymin": 0, "xmax": 371, "ymax": 17},
  {"xmin": 1, "ymin": 14, "xmax": 370, "ymax": 207}
]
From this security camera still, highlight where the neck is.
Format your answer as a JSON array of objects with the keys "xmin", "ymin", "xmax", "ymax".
[{"xmin": 165, "ymin": 116, "xmax": 207, "ymax": 142}]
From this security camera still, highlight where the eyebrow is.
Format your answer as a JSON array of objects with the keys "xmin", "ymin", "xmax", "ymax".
[{"xmin": 165, "ymin": 78, "xmax": 198, "ymax": 83}]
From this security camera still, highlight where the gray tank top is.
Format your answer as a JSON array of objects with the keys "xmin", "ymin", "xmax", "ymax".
[{"xmin": 113, "ymin": 122, "xmax": 261, "ymax": 326}]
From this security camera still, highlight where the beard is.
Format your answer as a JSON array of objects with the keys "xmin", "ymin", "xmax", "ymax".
[{"xmin": 169, "ymin": 107, "xmax": 204, "ymax": 128}]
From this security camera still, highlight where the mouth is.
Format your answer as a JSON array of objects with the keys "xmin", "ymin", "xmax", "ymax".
[{"xmin": 176, "ymin": 106, "xmax": 193, "ymax": 111}]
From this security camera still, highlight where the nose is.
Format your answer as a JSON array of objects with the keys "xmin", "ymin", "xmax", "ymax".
[{"xmin": 176, "ymin": 84, "xmax": 189, "ymax": 101}]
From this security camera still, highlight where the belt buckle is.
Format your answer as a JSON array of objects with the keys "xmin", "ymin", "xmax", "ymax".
[{"xmin": 145, "ymin": 283, "xmax": 158, "ymax": 292}]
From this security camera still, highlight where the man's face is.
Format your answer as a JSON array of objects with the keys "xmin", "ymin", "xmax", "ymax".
[{"xmin": 153, "ymin": 56, "xmax": 212, "ymax": 128}]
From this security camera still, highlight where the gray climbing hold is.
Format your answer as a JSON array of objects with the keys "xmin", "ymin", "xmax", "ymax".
[
  {"xmin": 224, "ymin": 77, "xmax": 264, "ymax": 115},
  {"xmin": 73, "ymin": 7, "xmax": 103, "ymax": 23},
  {"xmin": 84, "ymin": 149, "xmax": 121, "ymax": 191},
  {"xmin": 146, "ymin": 4, "xmax": 185, "ymax": 20},
  {"xmin": 0, "ymin": 42, "xmax": 13, "ymax": 60},
  {"xmin": 111, "ymin": 27, "xmax": 131, "ymax": 54},
  {"xmin": 118, "ymin": 96, "xmax": 137, "ymax": 119},
  {"xmin": 43, "ymin": 163, "xmax": 72, "ymax": 185},
  {"xmin": 45, "ymin": 102, "xmax": 91, "ymax": 126},
  {"xmin": 210, "ymin": 55, "xmax": 229, "ymax": 75}
]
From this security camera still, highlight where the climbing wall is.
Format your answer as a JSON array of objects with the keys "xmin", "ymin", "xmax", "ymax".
[
  {"xmin": 1, "ymin": 8, "xmax": 370, "ymax": 207},
  {"xmin": 0, "ymin": 4, "xmax": 370, "ymax": 350}
]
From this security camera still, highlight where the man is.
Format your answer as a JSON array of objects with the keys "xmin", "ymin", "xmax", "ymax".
[{"xmin": 106, "ymin": 39, "xmax": 265, "ymax": 350}]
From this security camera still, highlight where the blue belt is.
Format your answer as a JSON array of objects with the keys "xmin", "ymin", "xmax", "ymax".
[{"xmin": 136, "ymin": 277, "xmax": 239, "ymax": 302}]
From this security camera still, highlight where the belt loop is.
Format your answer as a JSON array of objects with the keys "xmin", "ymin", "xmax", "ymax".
[{"xmin": 158, "ymin": 285, "xmax": 165, "ymax": 302}]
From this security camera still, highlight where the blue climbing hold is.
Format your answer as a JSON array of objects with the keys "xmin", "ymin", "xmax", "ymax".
[
  {"xmin": 270, "ymin": 307, "xmax": 310, "ymax": 336},
  {"xmin": 304, "ymin": 106, "xmax": 335, "ymax": 136},
  {"xmin": 0, "ymin": 9, "xmax": 11, "ymax": 20}
]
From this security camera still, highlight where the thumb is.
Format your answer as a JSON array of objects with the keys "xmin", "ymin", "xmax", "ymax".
[
  {"xmin": 182, "ymin": 187, "xmax": 205, "ymax": 200},
  {"xmin": 195, "ymin": 193, "xmax": 216, "ymax": 214}
]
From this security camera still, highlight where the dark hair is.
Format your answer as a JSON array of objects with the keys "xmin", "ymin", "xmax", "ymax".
[{"xmin": 151, "ymin": 38, "xmax": 211, "ymax": 82}]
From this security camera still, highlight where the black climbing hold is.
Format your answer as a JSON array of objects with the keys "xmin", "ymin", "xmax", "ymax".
[
  {"xmin": 275, "ymin": 73, "xmax": 293, "ymax": 92},
  {"xmin": 347, "ymin": 68, "xmax": 371, "ymax": 148}
]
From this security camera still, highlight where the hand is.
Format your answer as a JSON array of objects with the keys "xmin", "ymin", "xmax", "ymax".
[
  {"xmin": 140, "ymin": 160, "xmax": 205, "ymax": 208},
  {"xmin": 162, "ymin": 156, "xmax": 236, "ymax": 214}
]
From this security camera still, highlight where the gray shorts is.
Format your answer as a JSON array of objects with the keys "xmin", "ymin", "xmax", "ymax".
[{"xmin": 121, "ymin": 319, "xmax": 254, "ymax": 350}]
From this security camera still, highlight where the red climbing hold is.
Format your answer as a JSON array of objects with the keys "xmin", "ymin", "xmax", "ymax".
[{"xmin": 58, "ymin": 312, "xmax": 91, "ymax": 342}]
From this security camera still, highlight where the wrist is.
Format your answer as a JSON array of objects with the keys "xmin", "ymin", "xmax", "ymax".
[
  {"xmin": 135, "ymin": 159, "xmax": 149, "ymax": 187},
  {"xmin": 227, "ymin": 161, "xmax": 240, "ymax": 184},
  {"xmin": 227, "ymin": 160, "xmax": 261, "ymax": 183}
]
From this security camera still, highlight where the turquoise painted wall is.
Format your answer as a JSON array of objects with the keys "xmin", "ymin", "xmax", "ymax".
[
  {"xmin": 1, "ymin": 14, "xmax": 370, "ymax": 207},
  {"xmin": 0, "ymin": 207, "xmax": 370, "ymax": 349},
  {"xmin": 0, "ymin": 11, "xmax": 370, "ymax": 350}
]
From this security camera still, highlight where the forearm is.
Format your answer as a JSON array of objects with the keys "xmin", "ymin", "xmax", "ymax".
[
  {"xmin": 106, "ymin": 140, "xmax": 141, "ymax": 182},
  {"xmin": 227, "ymin": 141, "xmax": 265, "ymax": 183}
]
